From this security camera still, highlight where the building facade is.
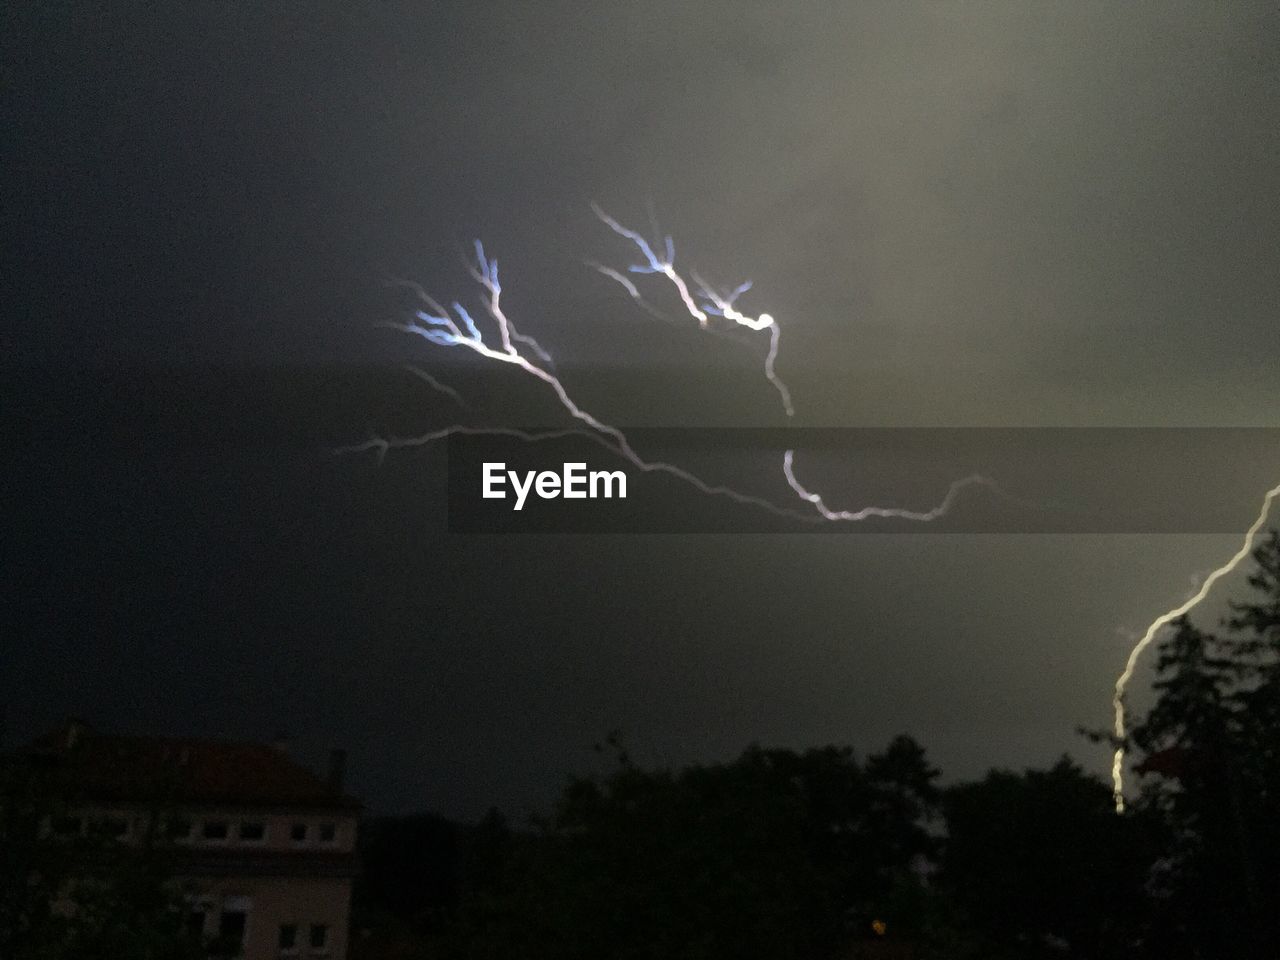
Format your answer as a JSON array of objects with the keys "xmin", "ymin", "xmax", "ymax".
[{"xmin": 24, "ymin": 721, "xmax": 360, "ymax": 960}]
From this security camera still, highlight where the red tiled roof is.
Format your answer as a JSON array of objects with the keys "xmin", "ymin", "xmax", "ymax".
[{"xmin": 21, "ymin": 724, "xmax": 360, "ymax": 810}]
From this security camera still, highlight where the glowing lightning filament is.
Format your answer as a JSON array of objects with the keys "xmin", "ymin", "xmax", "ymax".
[
  {"xmin": 1110, "ymin": 481, "xmax": 1280, "ymax": 813},
  {"xmin": 355, "ymin": 216, "xmax": 990, "ymax": 531},
  {"xmin": 591, "ymin": 202, "xmax": 708, "ymax": 325},
  {"xmin": 782, "ymin": 450, "xmax": 992, "ymax": 522},
  {"xmin": 590, "ymin": 204, "xmax": 794, "ymax": 416}
]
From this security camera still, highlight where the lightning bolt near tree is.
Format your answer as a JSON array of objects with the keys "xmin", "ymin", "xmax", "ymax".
[
  {"xmin": 1110, "ymin": 483, "xmax": 1280, "ymax": 813},
  {"xmin": 348, "ymin": 204, "xmax": 1278, "ymax": 817}
]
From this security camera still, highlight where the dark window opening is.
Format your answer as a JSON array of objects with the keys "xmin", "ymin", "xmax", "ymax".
[
  {"xmin": 238, "ymin": 821, "xmax": 265, "ymax": 841},
  {"xmin": 309, "ymin": 923, "xmax": 329, "ymax": 949},
  {"xmin": 318, "ymin": 822, "xmax": 336, "ymax": 843},
  {"xmin": 279, "ymin": 923, "xmax": 298, "ymax": 950},
  {"xmin": 202, "ymin": 820, "xmax": 229, "ymax": 840},
  {"xmin": 290, "ymin": 822, "xmax": 308, "ymax": 842},
  {"xmin": 218, "ymin": 909, "xmax": 247, "ymax": 945}
]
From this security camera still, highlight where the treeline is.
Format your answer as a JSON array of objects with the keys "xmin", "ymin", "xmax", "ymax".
[
  {"xmin": 5, "ymin": 532, "xmax": 1278, "ymax": 958},
  {"xmin": 354, "ymin": 747, "xmax": 1149, "ymax": 959},
  {"xmin": 354, "ymin": 531, "xmax": 1280, "ymax": 960}
]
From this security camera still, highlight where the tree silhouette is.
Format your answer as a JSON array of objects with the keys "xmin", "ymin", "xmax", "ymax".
[
  {"xmin": 1125, "ymin": 529, "xmax": 1280, "ymax": 958},
  {"xmin": 437, "ymin": 738, "xmax": 941, "ymax": 960},
  {"xmin": 940, "ymin": 756, "xmax": 1154, "ymax": 958}
]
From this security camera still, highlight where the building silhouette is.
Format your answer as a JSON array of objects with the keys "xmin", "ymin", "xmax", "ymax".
[{"xmin": 23, "ymin": 720, "xmax": 360, "ymax": 959}]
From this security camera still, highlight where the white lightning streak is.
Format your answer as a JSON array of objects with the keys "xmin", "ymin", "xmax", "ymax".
[
  {"xmin": 1110, "ymin": 482, "xmax": 1280, "ymax": 813},
  {"xmin": 591, "ymin": 204, "xmax": 794, "ymax": 416},
  {"xmin": 587, "ymin": 261, "xmax": 667, "ymax": 321},
  {"xmin": 366, "ymin": 233, "xmax": 987, "ymax": 530},
  {"xmin": 376, "ymin": 249, "xmax": 816, "ymax": 519},
  {"xmin": 782, "ymin": 450, "xmax": 992, "ymax": 523},
  {"xmin": 403, "ymin": 364, "xmax": 465, "ymax": 407},
  {"xmin": 466, "ymin": 240, "xmax": 554, "ymax": 364},
  {"xmin": 591, "ymin": 203, "xmax": 707, "ymax": 324}
]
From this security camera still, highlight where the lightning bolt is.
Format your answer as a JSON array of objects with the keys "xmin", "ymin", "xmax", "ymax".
[
  {"xmin": 352, "ymin": 209, "xmax": 991, "ymax": 529},
  {"xmin": 590, "ymin": 204, "xmax": 794, "ymax": 416},
  {"xmin": 1110, "ymin": 482, "xmax": 1280, "ymax": 813},
  {"xmin": 782, "ymin": 451, "xmax": 993, "ymax": 523},
  {"xmin": 402, "ymin": 364, "xmax": 465, "ymax": 407},
  {"xmin": 585, "ymin": 261, "xmax": 667, "ymax": 321}
]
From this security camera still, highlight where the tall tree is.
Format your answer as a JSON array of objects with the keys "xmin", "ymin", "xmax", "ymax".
[{"xmin": 1126, "ymin": 530, "xmax": 1280, "ymax": 958}]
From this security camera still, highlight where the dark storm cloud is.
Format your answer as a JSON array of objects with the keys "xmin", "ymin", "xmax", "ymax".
[
  {"xmin": 10, "ymin": 1, "xmax": 1280, "ymax": 403},
  {"xmin": 3, "ymin": 2, "xmax": 1279, "ymax": 814}
]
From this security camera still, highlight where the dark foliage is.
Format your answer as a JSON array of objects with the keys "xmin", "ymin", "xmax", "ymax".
[
  {"xmin": 0, "ymin": 760, "xmax": 206, "ymax": 960},
  {"xmin": 941, "ymin": 757, "xmax": 1157, "ymax": 958},
  {"xmin": 350, "ymin": 529, "xmax": 1280, "ymax": 959},
  {"xmin": 1123, "ymin": 530, "xmax": 1280, "ymax": 959}
]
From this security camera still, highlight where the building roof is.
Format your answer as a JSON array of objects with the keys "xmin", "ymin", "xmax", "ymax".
[{"xmin": 19, "ymin": 722, "xmax": 360, "ymax": 811}]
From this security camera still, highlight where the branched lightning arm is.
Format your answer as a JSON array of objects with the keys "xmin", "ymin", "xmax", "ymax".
[
  {"xmin": 590, "ymin": 204, "xmax": 794, "ymax": 416},
  {"xmin": 356, "ymin": 209, "xmax": 985, "ymax": 527}
]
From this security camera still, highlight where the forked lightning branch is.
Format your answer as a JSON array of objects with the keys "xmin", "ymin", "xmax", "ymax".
[{"xmin": 482, "ymin": 462, "xmax": 627, "ymax": 511}]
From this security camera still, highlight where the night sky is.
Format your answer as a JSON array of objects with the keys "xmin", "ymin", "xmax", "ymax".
[{"xmin": 4, "ymin": 2, "xmax": 1280, "ymax": 817}]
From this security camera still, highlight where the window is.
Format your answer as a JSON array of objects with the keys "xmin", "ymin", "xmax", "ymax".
[
  {"xmin": 202, "ymin": 820, "xmax": 229, "ymax": 841},
  {"xmin": 309, "ymin": 923, "xmax": 329, "ymax": 952},
  {"xmin": 212, "ymin": 896, "xmax": 252, "ymax": 956},
  {"xmin": 218, "ymin": 909, "xmax": 247, "ymax": 947},
  {"xmin": 290, "ymin": 821, "xmax": 308, "ymax": 842},
  {"xmin": 318, "ymin": 822, "xmax": 336, "ymax": 843},
  {"xmin": 238, "ymin": 821, "xmax": 265, "ymax": 842},
  {"xmin": 278, "ymin": 923, "xmax": 298, "ymax": 952},
  {"xmin": 167, "ymin": 817, "xmax": 193, "ymax": 840},
  {"xmin": 184, "ymin": 895, "xmax": 216, "ymax": 943}
]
